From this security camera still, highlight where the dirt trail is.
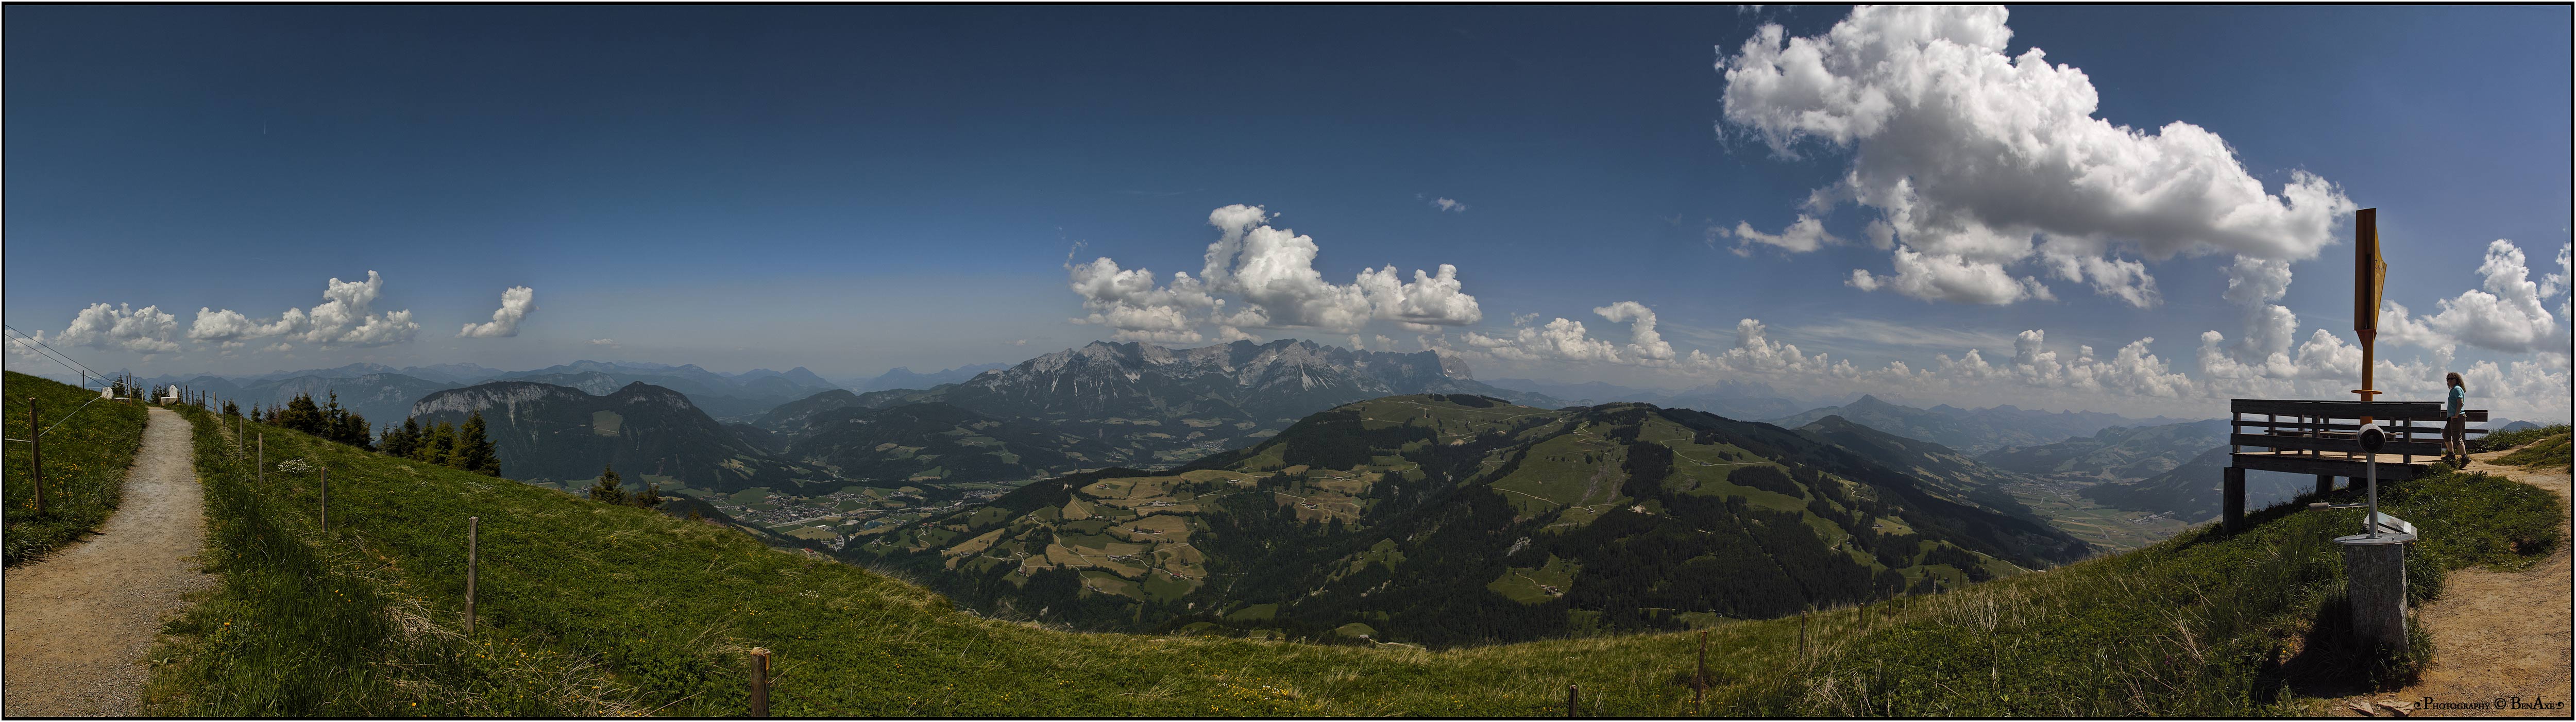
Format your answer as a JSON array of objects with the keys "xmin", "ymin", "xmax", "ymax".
[
  {"xmin": 2342, "ymin": 449, "xmax": 2573, "ymax": 717},
  {"xmin": 3, "ymin": 408, "xmax": 212, "ymax": 716}
]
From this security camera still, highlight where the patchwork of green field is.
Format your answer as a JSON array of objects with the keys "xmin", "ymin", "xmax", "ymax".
[
  {"xmin": 1487, "ymin": 554, "xmax": 1580, "ymax": 604},
  {"xmin": 1342, "ymin": 396, "xmax": 1557, "ymax": 444},
  {"xmin": 873, "ymin": 468, "xmax": 1268, "ymax": 600},
  {"xmin": 1491, "ymin": 427, "xmax": 1627, "ymax": 521},
  {"xmin": 2005, "ymin": 478, "xmax": 2193, "ymax": 551}
]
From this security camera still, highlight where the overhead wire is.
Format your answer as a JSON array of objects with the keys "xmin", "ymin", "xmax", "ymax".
[{"xmin": 2, "ymin": 323, "xmax": 136, "ymax": 439}]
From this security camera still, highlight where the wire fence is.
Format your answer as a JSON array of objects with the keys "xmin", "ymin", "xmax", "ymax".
[{"xmin": 3, "ymin": 323, "xmax": 192, "ymax": 439}]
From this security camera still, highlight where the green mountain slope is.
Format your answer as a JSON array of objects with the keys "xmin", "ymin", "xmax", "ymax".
[
  {"xmin": 3, "ymin": 371, "xmax": 150, "ymax": 565},
  {"xmin": 858, "ymin": 395, "xmax": 2088, "ymax": 645},
  {"xmin": 150, "ymin": 402, "xmax": 2561, "ymax": 717},
  {"xmin": 410, "ymin": 380, "xmax": 836, "ymax": 495}
]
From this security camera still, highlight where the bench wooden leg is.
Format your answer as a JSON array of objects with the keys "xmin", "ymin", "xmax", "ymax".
[{"xmin": 2224, "ymin": 466, "xmax": 2247, "ymax": 532}]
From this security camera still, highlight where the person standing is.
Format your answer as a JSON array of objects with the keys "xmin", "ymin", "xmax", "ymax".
[{"xmin": 2443, "ymin": 372, "xmax": 2469, "ymax": 463}]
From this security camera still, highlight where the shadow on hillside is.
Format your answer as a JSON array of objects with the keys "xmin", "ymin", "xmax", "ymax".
[
  {"xmin": 2160, "ymin": 490, "xmax": 2339, "ymax": 556},
  {"xmin": 2256, "ymin": 590, "xmax": 2426, "ymax": 702}
]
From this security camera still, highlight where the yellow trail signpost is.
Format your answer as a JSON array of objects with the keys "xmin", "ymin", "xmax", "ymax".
[{"xmin": 2351, "ymin": 208, "xmax": 2387, "ymax": 421}]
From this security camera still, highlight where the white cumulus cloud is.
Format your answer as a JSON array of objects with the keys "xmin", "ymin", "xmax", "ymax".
[
  {"xmin": 1068, "ymin": 205, "xmax": 1484, "ymax": 341},
  {"xmin": 1720, "ymin": 5, "xmax": 2353, "ymax": 305},
  {"xmin": 1723, "ymin": 215, "xmax": 1839, "ymax": 256},
  {"xmin": 459, "ymin": 286, "xmax": 537, "ymax": 338},
  {"xmin": 187, "ymin": 271, "xmax": 420, "ymax": 349},
  {"xmin": 2415, "ymin": 240, "xmax": 2570, "ymax": 354},
  {"xmin": 49, "ymin": 303, "xmax": 181, "ymax": 354}
]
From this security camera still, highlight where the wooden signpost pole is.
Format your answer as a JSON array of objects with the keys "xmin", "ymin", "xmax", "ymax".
[
  {"xmin": 28, "ymin": 401, "xmax": 44, "ymax": 516},
  {"xmin": 2352, "ymin": 208, "xmax": 2386, "ymax": 421}
]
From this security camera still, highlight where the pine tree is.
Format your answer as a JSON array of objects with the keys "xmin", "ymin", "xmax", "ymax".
[
  {"xmin": 455, "ymin": 411, "xmax": 501, "ymax": 476},
  {"xmin": 589, "ymin": 463, "xmax": 628, "ymax": 504},
  {"xmin": 630, "ymin": 481, "xmax": 663, "ymax": 509},
  {"xmin": 222, "ymin": 399, "xmax": 240, "ymax": 417},
  {"xmin": 381, "ymin": 416, "xmax": 422, "ymax": 459},
  {"xmin": 277, "ymin": 393, "xmax": 326, "ymax": 435},
  {"xmin": 423, "ymin": 422, "xmax": 458, "ymax": 465}
]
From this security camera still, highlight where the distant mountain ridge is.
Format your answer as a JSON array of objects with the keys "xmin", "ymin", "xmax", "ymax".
[
  {"xmin": 1975, "ymin": 419, "xmax": 2231, "ymax": 482},
  {"xmin": 410, "ymin": 380, "xmax": 836, "ymax": 495},
  {"xmin": 1482, "ymin": 377, "xmax": 1805, "ymax": 421},
  {"xmin": 759, "ymin": 339, "xmax": 1568, "ymax": 476},
  {"xmin": 488, "ymin": 361, "xmax": 842, "ymax": 422},
  {"xmin": 136, "ymin": 359, "xmax": 845, "ymax": 425},
  {"xmin": 844, "ymin": 363, "xmax": 1008, "ymax": 392},
  {"xmin": 1763, "ymin": 395, "xmax": 2201, "ymax": 456}
]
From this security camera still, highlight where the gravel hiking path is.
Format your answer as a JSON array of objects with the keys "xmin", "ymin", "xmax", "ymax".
[
  {"xmin": 2340, "ymin": 449, "xmax": 2573, "ymax": 717},
  {"xmin": 3, "ymin": 408, "xmax": 212, "ymax": 716}
]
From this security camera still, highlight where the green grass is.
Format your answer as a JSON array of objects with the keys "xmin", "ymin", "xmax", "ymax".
[
  {"xmin": 4, "ymin": 371, "xmax": 150, "ymax": 566},
  {"xmin": 2476, "ymin": 423, "xmax": 2568, "ymax": 452},
  {"xmin": 2489, "ymin": 425, "xmax": 2570, "ymax": 471},
  {"xmin": 146, "ymin": 406, "xmax": 2562, "ymax": 716}
]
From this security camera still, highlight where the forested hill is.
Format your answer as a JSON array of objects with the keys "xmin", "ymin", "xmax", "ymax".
[
  {"xmin": 411, "ymin": 380, "xmax": 836, "ymax": 494},
  {"xmin": 854, "ymin": 395, "xmax": 2089, "ymax": 646}
]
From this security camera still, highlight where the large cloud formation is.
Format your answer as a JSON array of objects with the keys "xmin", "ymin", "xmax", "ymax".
[
  {"xmin": 1719, "ymin": 5, "xmax": 2354, "ymax": 306},
  {"xmin": 1069, "ymin": 205, "xmax": 1483, "ymax": 342},
  {"xmin": 187, "ymin": 270, "xmax": 420, "ymax": 349},
  {"xmin": 2413, "ymin": 240, "xmax": 2570, "ymax": 354},
  {"xmin": 46, "ymin": 303, "xmax": 182, "ymax": 354},
  {"xmin": 460, "ymin": 286, "xmax": 538, "ymax": 338}
]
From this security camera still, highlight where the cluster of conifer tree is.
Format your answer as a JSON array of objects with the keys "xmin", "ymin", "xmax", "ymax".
[
  {"xmin": 377, "ymin": 412, "xmax": 501, "ymax": 476},
  {"xmin": 584, "ymin": 462, "xmax": 663, "ymax": 508},
  {"xmin": 239, "ymin": 392, "xmax": 377, "ymax": 450}
]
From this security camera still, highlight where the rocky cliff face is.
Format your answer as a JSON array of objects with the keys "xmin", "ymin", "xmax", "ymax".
[{"xmin": 410, "ymin": 381, "xmax": 599, "ymax": 421}]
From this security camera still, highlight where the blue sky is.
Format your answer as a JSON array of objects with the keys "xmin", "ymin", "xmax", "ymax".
[{"xmin": 5, "ymin": 6, "xmax": 2568, "ymax": 419}]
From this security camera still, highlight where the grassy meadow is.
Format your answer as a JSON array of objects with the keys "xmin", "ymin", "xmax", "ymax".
[
  {"xmin": 2485, "ymin": 424, "xmax": 2571, "ymax": 470},
  {"xmin": 145, "ymin": 405, "xmax": 2561, "ymax": 716},
  {"xmin": 4, "ymin": 371, "xmax": 151, "ymax": 565}
]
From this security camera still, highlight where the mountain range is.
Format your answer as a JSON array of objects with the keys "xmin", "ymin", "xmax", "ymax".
[
  {"xmin": 409, "ymin": 381, "xmax": 839, "ymax": 495},
  {"xmin": 1482, "ymin": 377, "xmax": 1808, "ymax": 421},
  {"xmin": 839, "ymin": 363, "xmax": 1010, "ymax": 392},
  {"xmin": 139, "ymin": 360, "xmax": 848, "ymax": 427},
  {"xmin": 1761, "ymin": 395, "xmax": 2202, "ymax": 456},
  {"xmin": 379, "ymin": 339, "xmax": 1567, "ymax": 500},
  {"xmin": 856, "ymin": 394, "xmax": 2088, "ymax": 645},
  {"xmin": 1975, "ymin": 419, "xmax": 2231, "ymax": 482},
  {"xmin": 757, "ymin": 340, "xmax": 1568, "ymax": 479}
]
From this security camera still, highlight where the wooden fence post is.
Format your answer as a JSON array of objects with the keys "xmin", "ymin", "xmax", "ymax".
[
  {"xmin": 466, "ymin": 516, "xmax": 479, "ymax": 635},
  {"xmin": 1565, "ymin": 683, "xmax": 1578, "ymax": 718},
  {"xmin": 28, "ymin": 401, "xmax": 44, "ymax": 516},
  {"xmin": 1799, "ymin": 611, "xmax": 1809, "ymax": 662},
  {"xmin": 750, "ymin": 647, "xmax": 772, "ymax": 717},
  {"xmin": 1694, "ymin": 629, "xmax": 1708, "ymax": 710}
]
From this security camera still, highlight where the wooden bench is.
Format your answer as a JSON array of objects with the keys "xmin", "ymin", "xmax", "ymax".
[{"xmin": 2223, "ymin": 399, "xmax": 2488, "ymax": 531}]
